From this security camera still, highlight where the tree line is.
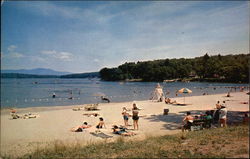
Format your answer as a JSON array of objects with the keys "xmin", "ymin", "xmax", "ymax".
[{"xmin": 99, "ymin": 54, "xmax": 249, "ymax": 83}]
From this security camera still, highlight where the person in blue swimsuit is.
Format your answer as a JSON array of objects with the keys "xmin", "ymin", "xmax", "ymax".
[{"xmin": 122, "ymin": 107, "xmax": 129, "ymax": 127}]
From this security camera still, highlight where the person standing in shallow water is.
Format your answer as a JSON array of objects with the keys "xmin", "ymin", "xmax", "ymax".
[{"xmin": 132, "ymin": 103, "xmax": 139, "ymax": 130}]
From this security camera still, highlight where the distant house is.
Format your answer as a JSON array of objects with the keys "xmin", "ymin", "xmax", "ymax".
[
  {"xmin": 189, "ymin": 71, "xmax": 196, "ymax": 78},
  {"xmin": 213, "ymin": 74, "xmax": 219, "ymax": 78}
]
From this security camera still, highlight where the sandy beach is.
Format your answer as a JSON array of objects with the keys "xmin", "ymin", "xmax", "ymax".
[{"xmin": 1, "ymin": 92, "xmax": 249, "ymax": 158}]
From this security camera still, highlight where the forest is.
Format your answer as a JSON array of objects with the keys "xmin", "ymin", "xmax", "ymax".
[{"xmin": 99, "ymin": 54, "xmax": 249, "ymax": 83}]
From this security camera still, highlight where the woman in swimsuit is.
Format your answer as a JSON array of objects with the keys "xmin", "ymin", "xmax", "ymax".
[{"xmin": 132, "ymin": 103, "xmax": 139, "ymax": 130}]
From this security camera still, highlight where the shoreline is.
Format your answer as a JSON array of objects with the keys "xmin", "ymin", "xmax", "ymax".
[
  {"xmin": 1, "ymin": 92, "xmax": 249, "ymax": 157},
  {"xmin": 1, "ymin": 90, "xmax": 248, "ymax": 114}
]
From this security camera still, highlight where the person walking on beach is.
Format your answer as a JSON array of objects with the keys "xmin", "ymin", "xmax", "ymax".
[
  {"xmin": 182, "ymin": 111, "xmax": 194, "ymax": 132},
  {"xmin": 132, "ymin": 103, "xmax": 139, "ymax": 130},
  {"xmin": 122, "ymin": 107, "xmax": 129, "ymax": 127}
]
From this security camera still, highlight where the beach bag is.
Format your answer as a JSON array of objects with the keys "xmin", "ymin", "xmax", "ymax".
[{"xmin": 163, "ymin": 109, "xmax": 169, "ymax": 115}]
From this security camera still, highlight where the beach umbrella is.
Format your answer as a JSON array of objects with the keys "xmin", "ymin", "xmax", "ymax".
[{"xmin": 178, "ymin": 88, "xmax": 192, "ymax": 104}]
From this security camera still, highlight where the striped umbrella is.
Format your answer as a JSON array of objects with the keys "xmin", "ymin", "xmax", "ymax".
[{"xmin": 178, "ymin": 88, "xmax": 192, "ymax": 104}]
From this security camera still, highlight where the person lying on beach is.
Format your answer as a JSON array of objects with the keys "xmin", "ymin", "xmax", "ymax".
[
  {"xmin": 112, "ymin": 125, "xmax": 136, "ymax": 136},
  {"xmin": 72, "ymin": 107, "xmax": 81, "ymax": 111},
  {"xmin": 22, "ymin": 113, "xmax": 39, "ymax": 119},
  {"xmin": 96, "ymin": 117, "xmax": 106, "ymax": 129},
  {"xmin": 83, "ymin": 113, "xmax": 99, "ymax": 117},
  {"xmin": 165, "ymin": 98, "xmax": 177, "ymax": 104},
  {"xmin": 240, "ymin": 102, "xmax": 249, "ymax": 104},
  {"xmin": 71, "ymin": 122, "xmax": 91, "ymax": 132},
  {"xmin": 182, "ymin": 111, "xmax": 194, "ymax": 132},
  {"xmin": 10, "ymin": 113, "xmax": 20, "ymax": 119}
]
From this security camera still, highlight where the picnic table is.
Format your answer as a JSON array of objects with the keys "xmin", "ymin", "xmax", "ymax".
[{"xmin": 190, "ymin": 118, "xmax": 212, "ymax": 131}]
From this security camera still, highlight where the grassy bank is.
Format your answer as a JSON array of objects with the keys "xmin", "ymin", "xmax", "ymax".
[{"xmin": 7, "ymin": 125, "xmax": 250, "ymax": 159}]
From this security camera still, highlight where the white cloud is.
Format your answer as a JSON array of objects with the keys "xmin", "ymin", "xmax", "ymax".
[
  {"xmin": 58, "ymin": 52, "xmax": 73, "ymax": 61},
  {"xmin": 7, "ymin": 45, "xmax": 17, "ymax": 52},
  {"xmin": 9, "ymin": 52, "xmax": 24, "ymax": 58},
  {"xmin": 40, "ymin": 50, "xmax": 73, "ymax": 61},
  {"xmin": 41, "ymin": 50, "xmax": 57, "ymax": 55},
  {"xmin": 4, "ymin": 45, "xmax": 25, "ymax": 58}
]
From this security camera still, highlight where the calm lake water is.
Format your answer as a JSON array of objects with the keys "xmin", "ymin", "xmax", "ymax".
[{"xmin": 1, "ymin": 78, "xmax": 248, "ymax": 108}]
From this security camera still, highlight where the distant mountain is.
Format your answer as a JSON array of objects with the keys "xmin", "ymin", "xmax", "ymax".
[
  {"xmin": 1, "ymin": 73, "xmax": 59, "ymax": 78},
  {"xmin": 1, "ymin": 68, "xmax": 71, "ymax": 75},
  {"xmin": 1, "ymin": 72, "xmax": 100, "ymax": 79}
]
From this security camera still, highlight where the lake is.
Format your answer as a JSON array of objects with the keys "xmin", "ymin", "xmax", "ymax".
[{"xmin": 1, "ymin": 78, "xmax": 248, "ymax": 108}]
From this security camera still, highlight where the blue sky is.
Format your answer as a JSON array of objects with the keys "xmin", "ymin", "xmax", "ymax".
[{"xmin": 1, "ymin": 1, "xmax": 249, "ymax": 73}]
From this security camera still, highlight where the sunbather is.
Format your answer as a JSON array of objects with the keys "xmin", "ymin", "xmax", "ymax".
[
  {"xmin": 83, "ymin": 113, "xmax": 99, "ymax": 117},
  {"xmin": 165, "ymin": 98, "xmax": 177, "ymax": 104},
  {"xmin": 112, "ymin": 125, "xmax": 136, "ymax": 136},
  {"xmin": 71, "ymin": 122, "xmax": 91, "ymax": 132}
]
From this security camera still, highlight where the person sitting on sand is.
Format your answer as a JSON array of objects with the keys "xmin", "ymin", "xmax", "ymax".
[
  {"xmin": 112, "ymin": 125, "xmax": 136, "ymax": 136},
  {"xmin": 203, "ymin": 111, "xmax": 213, "ymax": 128},
  {"xmin": 132, "ymin": 103, "xmax": 139, "ymax": 130},
  {"xmin": 71, "ymin": 122, "xmax": 91, "ymax": 132},
  {"xmin": 182, "ymin": 111, "xmax": 194, "ymax": 132},
  {"xmin": 243, "ymin": 113, "xmax": 249, "ymax": 124},
  {"xmin": 96, "ymin": 117, "xmax": 106, "ymax": 129},
  {"xmin": 122, "ymin": 107, "xmax": 129, "ymax": 127}
]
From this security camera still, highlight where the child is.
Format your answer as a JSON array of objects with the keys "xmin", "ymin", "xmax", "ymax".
[{"xmin": 122, "ymin": 107, "xmax": 129, "ymax": 127}]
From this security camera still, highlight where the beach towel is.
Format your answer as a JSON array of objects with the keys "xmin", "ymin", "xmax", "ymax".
[{"xmin": 90, "ymin": 132, "xmax": 113, "ymax": 138}]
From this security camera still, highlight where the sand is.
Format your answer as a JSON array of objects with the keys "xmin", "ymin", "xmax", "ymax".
[{"xmin": 1, "ymin": 92, "xmax": 249, "ymax": 157}]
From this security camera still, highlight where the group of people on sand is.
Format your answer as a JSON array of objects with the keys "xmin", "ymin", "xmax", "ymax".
[
  {"xmin": 71, "ymin": 103, "xmax": 140, "ymax": 136},
  {"xmin": 182, "ymin": 100, "xmax": 228, "ymax": 132},
  {"xmin": 122, "ymin": 103, "xmax": 140, "ymax": 130}
]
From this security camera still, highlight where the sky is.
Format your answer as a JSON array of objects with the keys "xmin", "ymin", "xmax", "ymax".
[{"xmin": 1, "ymin": 1, "xmax": 249, "ymax": 73}]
